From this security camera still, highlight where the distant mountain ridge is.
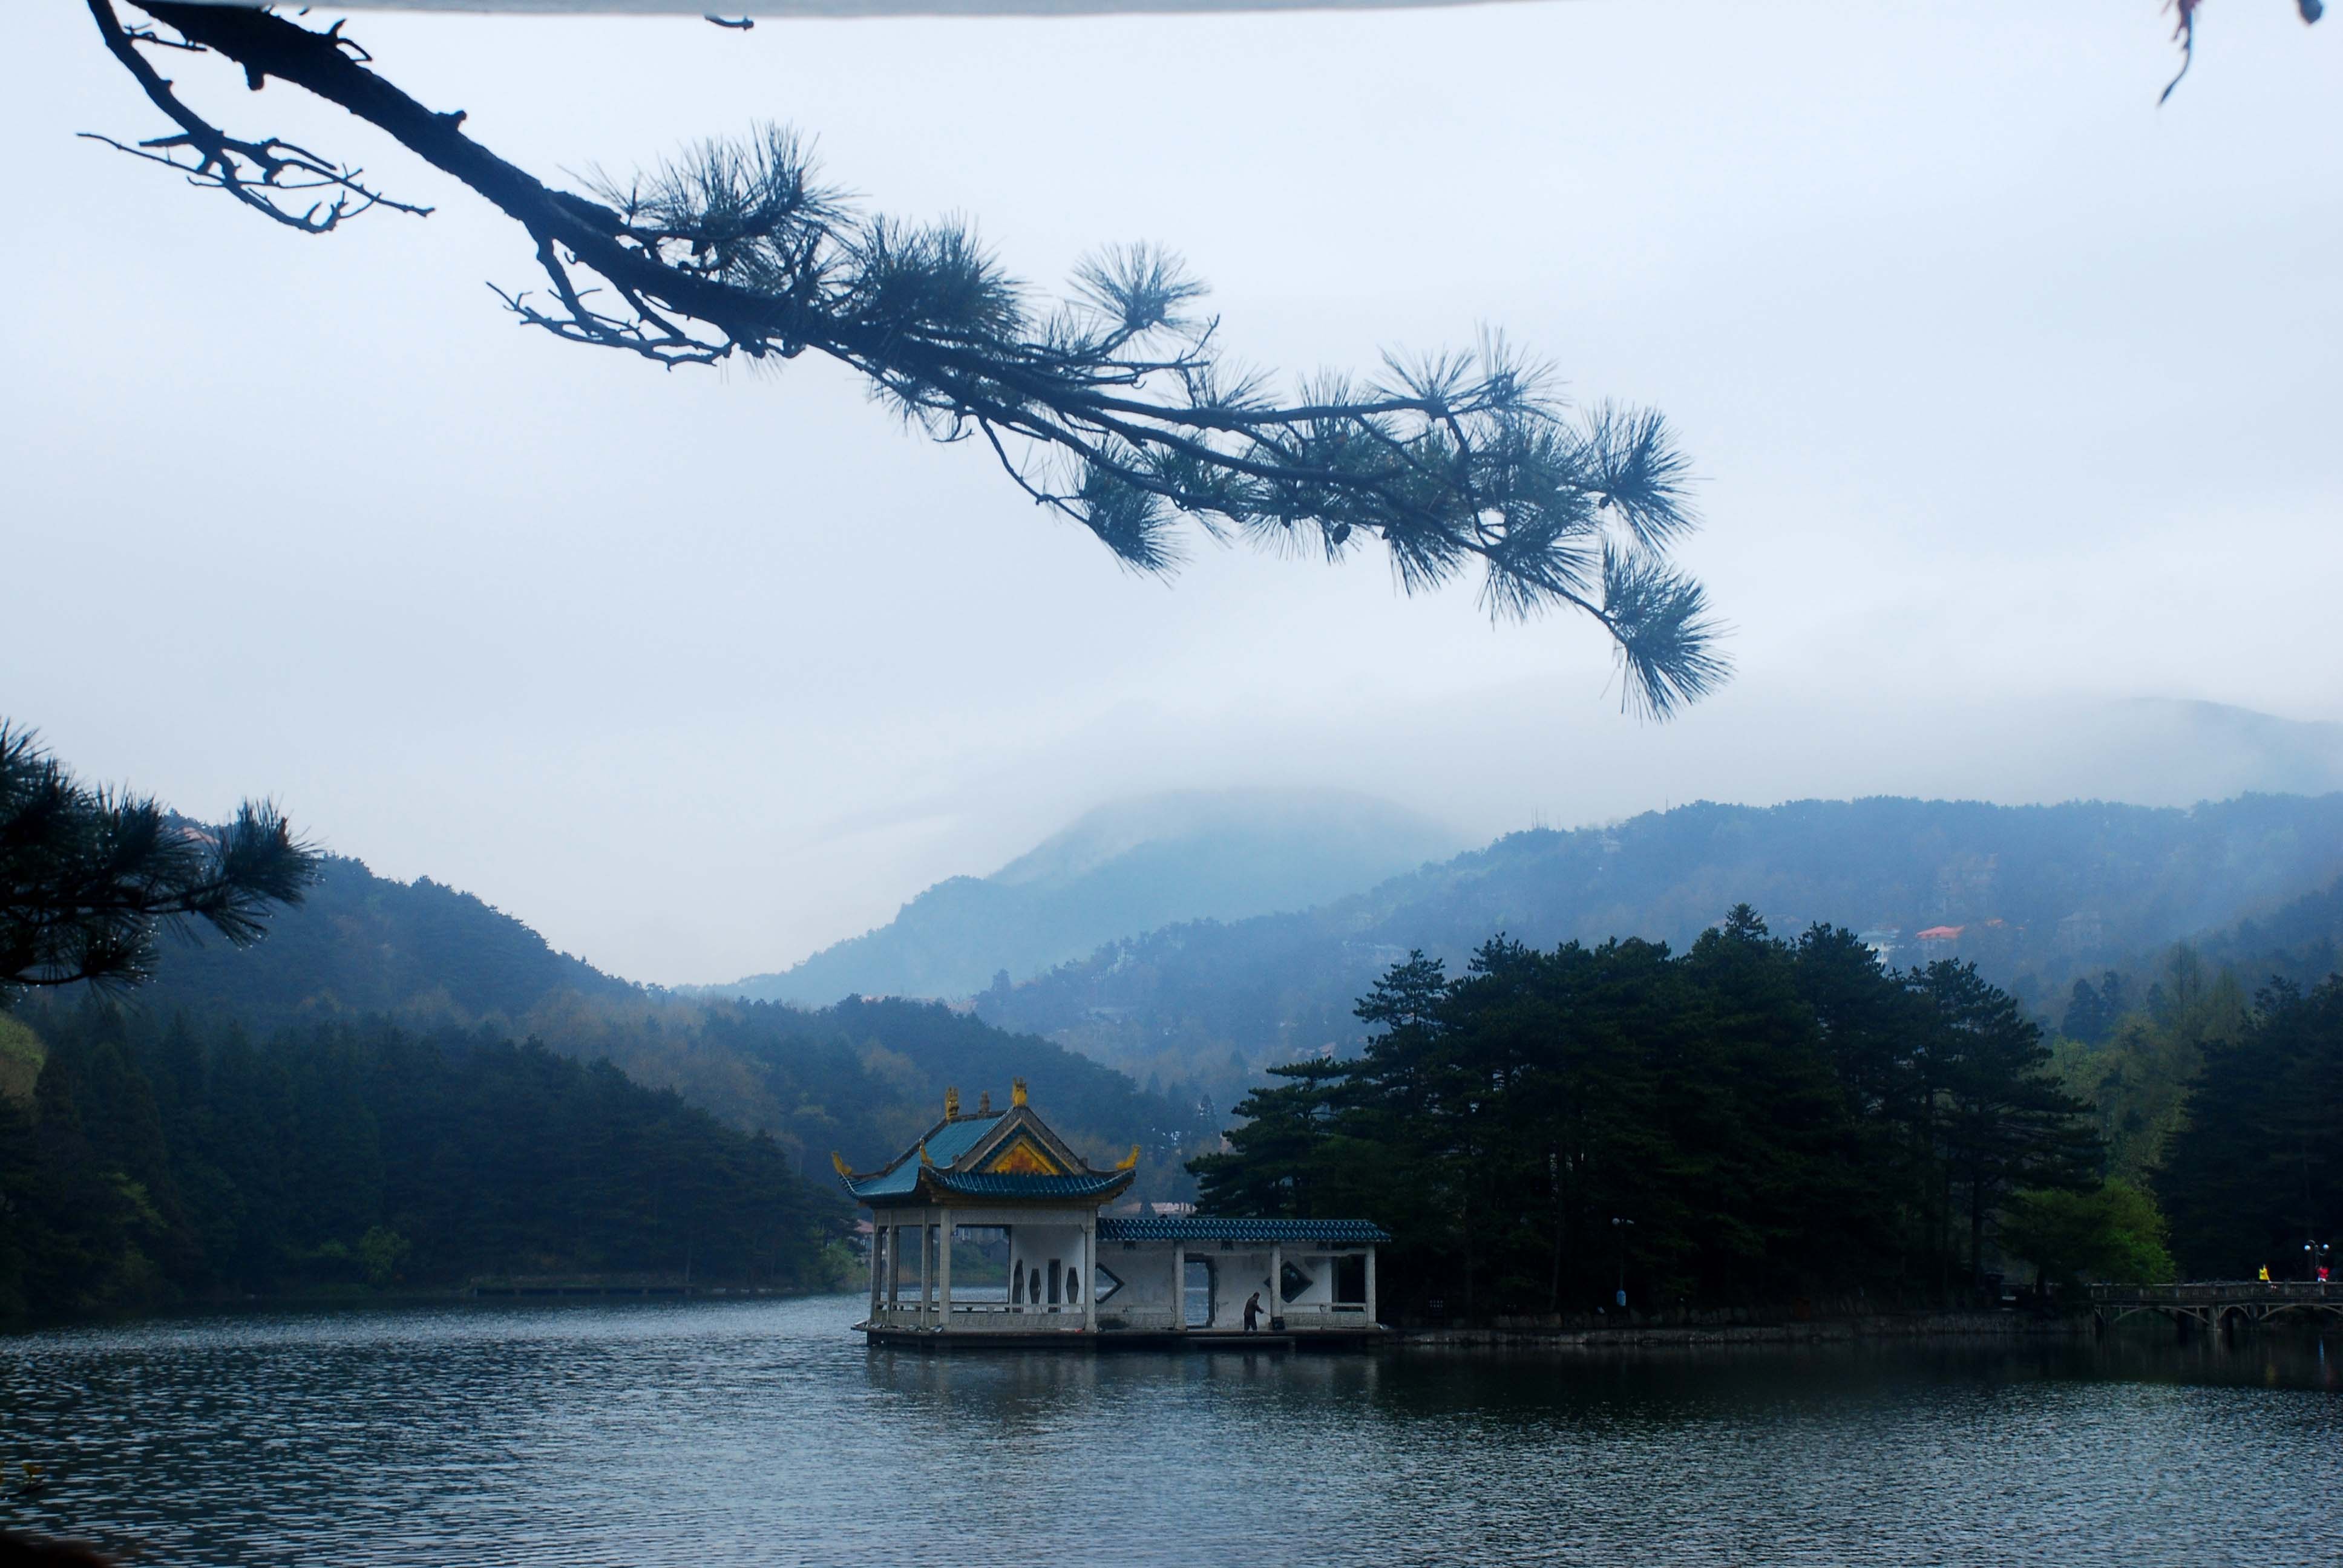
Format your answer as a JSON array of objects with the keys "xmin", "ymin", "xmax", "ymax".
[
  {"xmin": 706, "ymin": 788, "xmax": 1460, "ymax": 1005},
  {"xmin": 969, "ymin": 792, "xmax": 2343, "ymax": 1099}
]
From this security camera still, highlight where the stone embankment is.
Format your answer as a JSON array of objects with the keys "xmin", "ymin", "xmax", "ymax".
[{"xmin": 1398, "ymin": 1312, "xmax": 2088, "ymax": 1348}]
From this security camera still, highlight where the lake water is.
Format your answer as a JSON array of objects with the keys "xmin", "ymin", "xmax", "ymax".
[{"xmin": 3, "ymin": 1294, "xmax": 2338, "ymax": 1567}]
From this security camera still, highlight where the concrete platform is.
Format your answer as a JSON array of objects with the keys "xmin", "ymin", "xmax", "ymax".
[{"xmin": 859, "ymin": 1322, "xmax": 1388, "ymax": 1351}]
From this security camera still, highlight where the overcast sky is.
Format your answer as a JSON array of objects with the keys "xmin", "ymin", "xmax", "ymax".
[{"xmin": 7, "ymin": 1, "xmax": 2339, "ymax": 984}]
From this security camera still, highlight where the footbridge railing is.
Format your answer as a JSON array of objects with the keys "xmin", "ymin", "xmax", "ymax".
[{"xmin": 2087, "ymin": 1281, "xmax": 2343, "ymax": 1331}]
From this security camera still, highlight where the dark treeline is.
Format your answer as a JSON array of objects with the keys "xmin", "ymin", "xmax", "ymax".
[
  {"xmin": 1193, "ymin": 908, "xmax": 2119, "ymax": 1318},
  {"xmin": 2157, "ymin": 976, "xmax": 2343, "ymax": 1279},
  {"xmin": 0, "ymin": 1005, "xmax": 847, "ymax": 1325}
]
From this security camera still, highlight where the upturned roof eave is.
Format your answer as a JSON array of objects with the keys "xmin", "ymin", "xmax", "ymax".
[{"xmin": 853, "ymin": 1167, "xmax": 1137, "ymax": 1209}]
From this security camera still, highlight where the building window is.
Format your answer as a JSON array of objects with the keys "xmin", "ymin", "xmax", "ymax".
[
  {"xmin": 1280, "ymin": 1261, "xmax": 1314, "ymax": 1304},
  {"xmin": 1092, "ymin": 1266, "xmax": 1124, "ymax": 1305},
  {"xmin": 1012, "ymin": 1261, "xmax": 1025, "ymax": 1305},
  {"xmin": 1334, "ymin": 1253, "xmax": 1368, "ymax": 1307},
  {"xmin": 1047, "ymin": 1258, "xmax": 1062, "ymax": 1305}
]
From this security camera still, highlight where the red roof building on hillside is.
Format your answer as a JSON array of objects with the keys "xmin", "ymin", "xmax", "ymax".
[{"xmin": 1916, "ymin": 926, "xmax": 1965, "ymax": 941}]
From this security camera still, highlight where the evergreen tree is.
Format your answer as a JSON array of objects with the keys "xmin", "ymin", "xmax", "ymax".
[
  {"xmin": 1194, "ymin": 912, "xmax": 2106, "ymax": 1318},
  {"xmin": 2158, "ymin": 978, "xmax": 2343, "ymax": 1279}
]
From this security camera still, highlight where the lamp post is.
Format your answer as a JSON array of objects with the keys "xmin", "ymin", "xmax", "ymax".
[
  {"xmin": 1611, "ymin": 1217, "xmax": 1634, "ymax": 1312},
  {"xmin": 2307, "ymin": 1239, "xmax": 2332, "ymax": 1284}
]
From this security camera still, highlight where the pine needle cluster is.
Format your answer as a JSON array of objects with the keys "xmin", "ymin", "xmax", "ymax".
[{"xmin": 0, "ymin": 723, "xmax": 318, "ymax": 1001}]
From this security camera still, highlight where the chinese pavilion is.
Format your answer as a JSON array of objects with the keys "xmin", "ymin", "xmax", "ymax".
[{"xmin": 833, "ymin": 1080, "xmax": 1388, "ymax": 1344}]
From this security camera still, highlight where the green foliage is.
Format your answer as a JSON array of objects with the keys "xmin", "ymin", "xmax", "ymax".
[
  {"xmin": 356, "ymin": 1226, "xmax": 411, "ymax": 1288},
  {"xmin": 2157, "ymin": 976, "xmax": 2343, "ymax": 1279},
  {"xmin": 0, "ymin": 1013, "xmax": 42, "ymax": 1102},
  {"xmin": 2053, "ymin": 948, "xmax": 2248, "ymax": 1183},
  {"xmin": 1190, "ymin": 909, "xmax": 2100, "ymax": 1318},
  {"xmin": 0, "ymin": 1004, "xmax": 847, "ymax": 1327},
  {"xmin": 1998, "ymin": 1182, "xmax": 2174, "ymax": 1289}
]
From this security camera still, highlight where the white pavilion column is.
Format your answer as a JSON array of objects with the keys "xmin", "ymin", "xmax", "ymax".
[
  {"xmin": 1083, "ymin": 1218, "xmax": 1098, "ymax": 1334},
  {"xmin": 1270, "ymin": 1243, "xmax": 1283, "ymax": 1331},
  {"xmin": 885, "ymin": 1221, "xmax": 901, "ymax": 1308},
  {"xmin": 867, "ymin": 1224, "xmax": 882, "ymax": 1318},
  {"xmin": 1365, "ymin": 1246, "xmax": 1378, "ymax": 1325},
  {"xmin": 1171, "ymin": 1240, "xmax": 1187, "ymax": 1333},
  {"xmin": 937, "ymin": 1208, "xmax": 954, "ymax": 1333},
  {"xmin": 917, "ymin": 1215, "xmax": 932, "ymax": 1325}
]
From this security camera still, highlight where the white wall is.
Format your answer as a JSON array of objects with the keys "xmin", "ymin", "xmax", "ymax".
[{"xmin": 1007, "ymin": 1223, "xmax": 1087, "ymax": 1310}]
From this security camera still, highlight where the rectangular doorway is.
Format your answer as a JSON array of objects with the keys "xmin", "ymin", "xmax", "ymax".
[{"xmin": 1182, "ymin": 1258, "xmax": 1214, "ymax": 1328}]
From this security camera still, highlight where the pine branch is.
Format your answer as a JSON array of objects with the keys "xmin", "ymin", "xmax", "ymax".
[
  {"xmin": 0, "ymin": 722, "xmax": 320, "ymax": 998},
  {"xmin": 90, "ymin": 2, "xmax": 1731, "ymax": 715}
]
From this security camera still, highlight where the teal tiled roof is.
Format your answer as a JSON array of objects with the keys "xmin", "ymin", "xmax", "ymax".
[
  {"xmin": 921, "ymin": 1114, "xmax": 1003, "ymax": 1167},
  {"xmin": 931, "ymin": 1170, "xmax": 1132, "ymax": 1200},
  {"xmin": 1098, "ymin": 1217, "xmax": 1389, "ymax": 1244},
  {"xmin": 845, "ymin": 1162, "xmax": 922, "ymax": 1200},
  {"xmin": 837, "ymin": 1105, "xmax": 1139, "ymax": 1206},
  {"xmin": 840, "ymin": 1112, "xmax": 1006, "ymax": 1201}
]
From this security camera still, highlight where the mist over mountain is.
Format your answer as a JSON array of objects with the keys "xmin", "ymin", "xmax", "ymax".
[
  {"xmin": 704, "ymin": 788, "xmax": 1461, "ymax": 1005},
  {"xmin": 971, "ymin": 792, "xmax": 2343, "ymax": 1100}
]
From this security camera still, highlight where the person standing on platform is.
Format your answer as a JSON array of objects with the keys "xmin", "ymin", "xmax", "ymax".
[{"xmin": 1243, "ymin": 1292, "xmax": 1263, "ymax": 1333}]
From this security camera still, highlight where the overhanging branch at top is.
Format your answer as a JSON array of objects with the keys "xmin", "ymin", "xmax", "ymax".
[{"xmin": 85, "ymin": 0, "xmax": 1732, "ymax": 716}]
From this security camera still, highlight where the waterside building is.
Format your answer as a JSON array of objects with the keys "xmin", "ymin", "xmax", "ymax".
[{"xmin": 833, "ymin": 1081, "xmax": 1387, "ymax": 1345}]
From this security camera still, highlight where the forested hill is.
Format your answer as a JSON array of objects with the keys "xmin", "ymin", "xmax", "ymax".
[
  {"xmin": 54, "ymin": 846, "xmax": 1211, "ymax": 1200},
  {"xmin": 514, "ymin": 992, "xmax": 1214, "ymax": 1198},
  {"xmin": 2184, "ymin": 872, "xmax": 2343, "ymax": 993},
  {"xmin": 706, "ymin": 789, "xmax": 1460, "ymax": 1005},
  {"xmin": 973, "ymin": 793, "xmax": 2343, "ymax": 1097},
  {"xmin": 122, "ymin": 849, "xmax": 636, "ymax": 1030},
  {"xmin": 2, "ymin": 1007, "xmax": 848, "ymax": 1325}
]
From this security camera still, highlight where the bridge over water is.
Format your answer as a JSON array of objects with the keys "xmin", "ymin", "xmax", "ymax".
[{"xmin": 2088, "ymin": 1282, "xmax": 2343, "ymax": 1333}]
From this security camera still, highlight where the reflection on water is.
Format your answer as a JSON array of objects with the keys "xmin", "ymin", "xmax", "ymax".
[{"xmin": 2, "ymin": 1296, "xmax": 2337, "ymax": 1567}]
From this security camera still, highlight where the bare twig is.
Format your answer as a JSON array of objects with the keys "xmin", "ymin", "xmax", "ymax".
[{"xmin": 83, "ymin": 0, "xmax": 428, "ymax": 231}]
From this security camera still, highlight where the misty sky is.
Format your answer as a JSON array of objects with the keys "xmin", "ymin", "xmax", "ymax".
[{"xmin": 7, "ymin": 1, "xmax": 2339, "ymax": 985}]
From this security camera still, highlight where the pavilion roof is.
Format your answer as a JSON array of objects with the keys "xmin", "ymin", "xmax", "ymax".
[{"xmin": 833, "ymin": 1083, "xmax": 1135, "ymax": 1207}]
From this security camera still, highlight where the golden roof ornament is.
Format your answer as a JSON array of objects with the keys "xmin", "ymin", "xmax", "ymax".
[
  {"xmin": 830, "ymin": 1151, "xmax": 853, "ymax": 1179},
  {"xmin": 944, "ymin": 1085, "xmax": 960, "ymax": 1119},
  {"xmin": 977, "ymin": 1089, "xmax": 992, "ymax": 1114},
  {"xmin": 1011, "ymin": 1077, "xmax": 1029, "ymax": 1108},
  {"xmin": 1116, "ymin": 1145, "xmax": 1141, "ymax": 1171}
]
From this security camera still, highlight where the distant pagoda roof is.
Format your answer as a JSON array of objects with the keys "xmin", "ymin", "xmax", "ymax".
[
  {"xmin": 1098, "ymin": 1217, "xmax": 1391, "ymax": 1244},
  {"xmin": 832, "ymin": 1079, "xmax": 1136, "ymax": 1208}
]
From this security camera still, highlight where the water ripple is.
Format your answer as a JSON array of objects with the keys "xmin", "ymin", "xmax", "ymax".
[{"xmin": 2, "ymin": 1298, "xmax": 2337, "ymax": 1567}]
